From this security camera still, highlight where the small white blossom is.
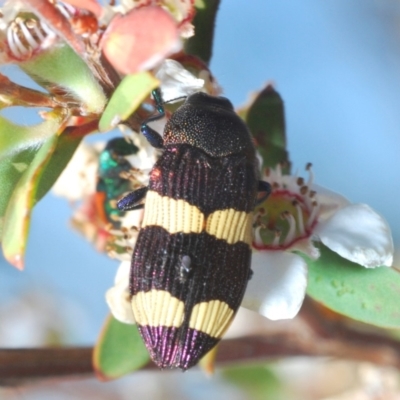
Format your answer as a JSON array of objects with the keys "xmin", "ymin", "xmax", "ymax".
[
  {"xmin": 52, "ymin": 141, "xmax": 101, "ymax": 202},
  {"xmin": 242, "ymin": 165, "xmax": 394, "ymax": 320},
  {"xmin": 155, "ymin": 59, "xmax": 205, "ymax": 103},
  {"xmin": 106, "ymin": 261, "xmax": 135, "ymax": 324},
  {"xmin": 0, "ymin": 1, "xmax": 57, "ymax": 63},
  {"xmin": 122, "ymin": 126, "xmax": 160, "ymax": 186}
]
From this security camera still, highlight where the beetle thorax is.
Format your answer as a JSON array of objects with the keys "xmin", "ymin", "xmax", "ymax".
[{"xmin": 163, "ymin": 95, "xmax": 255, "ymax": 159}]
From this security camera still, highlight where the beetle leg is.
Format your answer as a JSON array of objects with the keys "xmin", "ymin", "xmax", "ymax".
[
  {"xmin": 257, "ymin": 180, "xmax": 271, "ymax": 204},
  {"xmin": 117, "ymin": 186, "xmax": 148, "ymax": 211},
  {"xmin": 141, "ymin": 88, "xmax": 165, "ymax": 149},
  {"xmin": 141, "ymin": 118, "xmax": 164, "ymax": 149}
]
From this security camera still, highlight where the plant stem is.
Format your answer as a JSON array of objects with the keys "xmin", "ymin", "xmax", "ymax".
[
  {"xmin": 0, "ymin": 347, "xmax": 93, "ymax": 386},
  {"xmin": 3, "ymin": 298, "xmax": 400, "ymax": 384}
]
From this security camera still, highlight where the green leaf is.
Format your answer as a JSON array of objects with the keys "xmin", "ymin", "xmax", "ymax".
[
  {"xmin": 0, "ymin": 115, "xmax": 61, "ymax": 235},
  {"xmin": 184, "ymin": 0, "xmax": 221, "ymax": 64},
  {"xmin": 2, "ymin": 132, "xmax": 59, "ymax": 269},
  {"xmin": 240, "ymin": 85, "xmax": 290, "ymax": 173},
  {"xmin": 93, "ymin": 315, "xmax": 150, "ymax": 380},
  {"xmin": 36, "ymin": 127, "xmax": 83, "ymax": 201},
  {"xmin": 307, "ymin": 244, "xmax": 400, "ymax": 328},
  {"xmin": 0, "ymin": 114, "xmax": 83, "ymax": 269},
  {"xmin": 21, "ymin": 44, "xmax": 106, "ymax": 114},
  {"xmin": 222, "ymin": 364, "xmax": 284, "ymax": 400},
  {"xmin": 99, "ymin": 72, "xmax": 159, "ymax": 132}
]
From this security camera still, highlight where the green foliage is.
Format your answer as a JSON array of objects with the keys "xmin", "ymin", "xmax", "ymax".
[
  {"xmin": 0, "ymin": 115, "xmax": 56, "ymax": 233},
  {"xmin": 241, "ymin": 85, "xmax": 290, "ymax": 173},
  {"xmin": 0, "ymin": 113, "xmax": 82, "ymax": 268},
  {"xmin": 93, "ymin": 316, "xmax": 150, "ymax": 380},
  {"xmin": 184, "ymin": 0, "xmax": 221, "ymax": 64},
  {"xmin": 99, "ymin": 72, "xmax": 159, "ymax": 131},
  {"xmin": 307, "ymin": 244, "xmax": 400, "ymax": 328},
  {"xmin": 0, "ymin": 0, "xmax": 396, "ymax": 383},
  {"xmin": 21, "ymin": 44, "xmax": 106, "ymax": 114},
  {"xmin": 36, "ymin": 127, "xmax": 83, "ymax": 201},
  {"xmin": 222, "ymin": 364, "xmax": 286, "ymax": 400}
]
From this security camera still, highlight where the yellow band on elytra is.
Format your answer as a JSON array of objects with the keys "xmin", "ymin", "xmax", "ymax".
[
  {"xmin": 206, "ymin": 208, "xmax": 252, "ymax": 245},
  {"xmin": 189, "ymin": 300, "xmax": 234, "ymax": 338},
  {"xmin": 142, "ymin": 191, "xmax": 252, "ymax": 245},
  {"xmin": 132, "ymin": 290, "xmax": 185, "ymax": 328},
  {"xmin": 142, "ymin": 191, "xmax": 204, "ymax": 234}
]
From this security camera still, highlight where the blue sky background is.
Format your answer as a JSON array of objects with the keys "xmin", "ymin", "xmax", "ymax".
[{"xmin": 1, "ymin": 0, "xmax": 400, "ymax": 346}]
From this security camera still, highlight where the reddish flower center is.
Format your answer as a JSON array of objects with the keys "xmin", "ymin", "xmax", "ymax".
[{"xmin": 253, "ymin": 166, "xmax": 319, "ymax": 250}]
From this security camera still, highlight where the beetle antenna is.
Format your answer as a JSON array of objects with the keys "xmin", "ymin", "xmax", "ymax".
[
  {"xmin": 152, "ymin": 88, "xmax": 187, "ymax": 112},
  {"xmin": 163, "ymin": 95, "xmax": 187, "ymax": 104}
]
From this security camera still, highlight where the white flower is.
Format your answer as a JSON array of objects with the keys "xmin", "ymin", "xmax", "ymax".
[
  {"xmin": 53, "ymin": 132, "xmax": 154, "ymax": 254},
  {"xmin": 241, "ymin": 164, "xmax": 394, "ymax": 321},
  {"xmin": 105, "ymin": 163, "xmax": 394, "ymax": 327},
  {"xmin": 155, "ymin": 59, "xmax": 205, "ymax": 103},
  {"xmin": 107, "ymin": 206, "xmax": 144, "ymax": 262},
  {"xmin": 52, "ymin": 141, "xmax": 101, "ymax": 202},
  {"xmin": 121, "ymin": 125, "xmax": 160, "ymax": 185},
  {"xmin": 105, "ymin": 261, "xmax": 135, "ymax": 324},
  {"xmin": 0, "ymin": 1, "xmax": 57, "ymax": 63},
  {"xmin": 0, "ymin": 0, "xmax": 25, "ymax": 30}
]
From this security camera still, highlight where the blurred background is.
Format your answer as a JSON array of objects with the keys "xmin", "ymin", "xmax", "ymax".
[{"xmin": 1, "ymin": 0, "xmax": 400, "ymax": 398}]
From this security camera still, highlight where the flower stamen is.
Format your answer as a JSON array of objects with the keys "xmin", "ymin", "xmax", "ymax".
[
  {"xmin": 254, "ymin": 226, "xmax": 264, "ymax": 247},
  {"xmin": 7, "ymin": 24, "xmax": 22, "ymax": 58},
  {"xmin": 55, "ymin": 2, "xmax": 76, "ymax": 19},
  {"xmin": 17, "ymin": 18, "xmax": 39, "ymax": 48},
  {"xmin": 10, "ymin": 23, "xmax": 27, "ymax": 57},
  {"xmin": 28, "ymin": 19, "xmax": 46, "ymax": 42},
  {"xmin": 296, "ymin": 177, "xmax": 304, "ymax": 186},
  {"xmin": 272, "ymin": 229, "xmax": 281, "ymax": 247},
  {"xmin": 6, "ymin": 16, "xmax": 55, "ymax": 60},
  {"xmin": 307, "ymin": 201, "xmax": 319, "ymax": 228},
  {"xmin": 40, "ymin": 20, "xmax": 55, "ymax": 37},
  {"xmin": 300, "ymin": 185, "xmax": 308, "ymax": 195},
  {"xmin": 306, "ymin": 162, "xmax": 314, "ymax": 186},
  {"xmin": 253, "ymin": 163, "xmax": 320, "ymax": 251},
  {"xmin": 275, "ymin": 163, "xmax": 283, "ymax": 179},
  {"xmin": 293, "ymin": 200, "xmax": 305, "ymax": 236},
  {"xmin": 282, "ymin": 211, "xmax": 296, "ymax": 246}
]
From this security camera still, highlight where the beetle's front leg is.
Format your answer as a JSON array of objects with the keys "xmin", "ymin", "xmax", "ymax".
[
  {"xmin": 257, "ymin": 180, "xmax": 271, "ymax": 204},
  {"xmin": 141, "ymin": 88, "xmax": 165, "ymax": 149},
  {"xmin": 117, "ymin": 187, "xmax": 148, "ymax": 211}
]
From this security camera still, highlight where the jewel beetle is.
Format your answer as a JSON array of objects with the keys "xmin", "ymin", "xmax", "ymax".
[
  {"xmin": 96, "ymin": 138, "xmax": 138, "ymax": 228},
  {"xmin": 117, "ymin": 89, "xmax": 271, "ymax": 370}
]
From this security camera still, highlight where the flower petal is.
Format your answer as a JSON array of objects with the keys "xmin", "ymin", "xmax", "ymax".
[
  {"xmin": 106, "ymin": 261, "xmax": 135, "ymax": 324},
  {"xmin": 105, "ymin": 282, "xmax": 135, "ymax": 324},
  {"xmin": 241, "ymin": 251, "xmax": 308, "ymax": 320},
  {"xmin": 313, "ymin": 183, "xmax": 350, "ymax": 222},
  {"xmin": 52, "ymin": 141, "xmax": 99, "ymax": 201},
  {"xmin": 155, "ymin": 59, "xmax": 205, "ymax": 102},
  {"xmin": 114, "ymin": 260, "xmax": 130, "ymax": 284},
  {"xmin": 100, "ymin": 7, "xmax": 181, "ymax": 75},
  {"xmin": 316, "ymin": 203, "xmax": 394, "ymax": 268},
  {"xmin": 291, "ymin": 238, "xmax": 320, "ymax": 260},
  {"xmin": 0, "ymin": 0, "xmax": 25, "ymax": 30}
]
